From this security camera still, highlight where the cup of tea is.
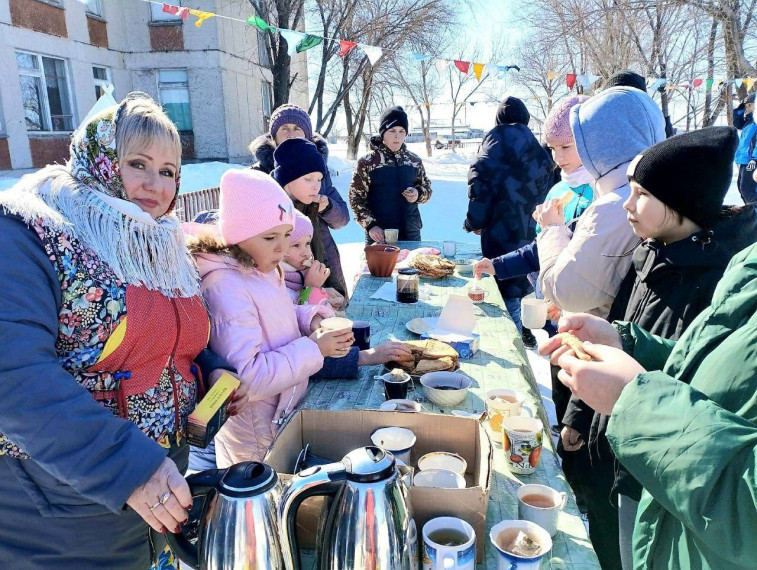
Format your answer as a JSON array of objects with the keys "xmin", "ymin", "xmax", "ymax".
[
  {"xmin": 490, "ymin": 520, "xmax": 552, "ymax": 569},
  {"xmin": 517, "ymin": 484, "xmax": 567, "ymax": 537},
  {"xmin": 485, "ymin": 389, "xmax": 533, "ymax": 436},
  {"xmin": 467, "ymin": 285, "xmax": 489, "ymax": 304},
  {"xmin": 501, "ymin": 416, "xmax": 544, "ymax": 475},
  {"xmin": 370, "ymin": 427, "xmax": 416, "ymax": 464},
  {"xmin": 382, "ymin": 370, "xmax": 412, "ymax": 400},
  {"xmin": 384, "ymin": 228, "xmax": 399, "ymax": 244},
  {"xmin": 520, "ymin": 298, "xmax": 548, "ymax": 330},
  {"xmin": 352, "ymin": 320, "xmax": 371, "ymax": 350},
  {"xmin": 422, "ymin": 517, "xmax": 476, "ymax": 570}
]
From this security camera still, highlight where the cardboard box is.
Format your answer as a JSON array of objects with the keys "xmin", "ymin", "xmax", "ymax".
[
  {"xmin": 421, "ymin": 331, "xmax": 480, "ymax": 358},
  {"xmin": 187, "ymin": 372, "xmax": 239, "ymax": 448},
  {"xmin": 264, "ymin": 408, "xmax": 493, "ymax": 562}
]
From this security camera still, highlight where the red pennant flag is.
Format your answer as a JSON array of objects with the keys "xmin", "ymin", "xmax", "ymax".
[
  {"xmin": 338, "ymin": 41, "xmax": 358, "ymax": 58},
  {"xmin": 693, "ymin": 78, "xmax": 703, "ymax": 88},
  {"xmin": 454, "ymin": 60, "xmax": 471, "ymax": 75},
  {"xmin": 566, "ymin": 74, "xmax": 577, "ymax": 89}
]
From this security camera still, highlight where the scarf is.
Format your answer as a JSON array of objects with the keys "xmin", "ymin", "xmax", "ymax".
[
  {"xmin": 1, "ymin": 99, "xmax": 199, "ymax": 298},
  {"xmin": 561, "ymin": 165, "xmax": 594, "ymax": 188}
]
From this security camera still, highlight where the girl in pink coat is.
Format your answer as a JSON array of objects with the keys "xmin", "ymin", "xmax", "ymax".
[{"xmin": 187, "ymin": 169, "xmax": 354, "ymax": 466}]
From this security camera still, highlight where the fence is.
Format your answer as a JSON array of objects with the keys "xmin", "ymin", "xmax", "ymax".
[{"xmin": 175, "ymin": 186, "xmax": 220, "ymax": 222}]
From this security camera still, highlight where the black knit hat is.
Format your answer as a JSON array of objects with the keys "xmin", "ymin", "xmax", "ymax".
[
  {"xmin": 627, "ymin": 126, "xmax": 738, "ymax": 229},
  {"xmin": 496, "ymin": 96, "xmax": 530, "ymax": 126},
  {"xmin": 272, "ymin": 138, "xmax": 327, "ymax": 188},
  {"xmin": 605, "ymin": 70, "xmax": 647, "ymax": 92},
  {"xmin": 379, "ymin": 106, "xmax": 409, "ymax": 137}
]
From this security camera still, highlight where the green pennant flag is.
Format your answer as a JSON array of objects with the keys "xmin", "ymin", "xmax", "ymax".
[
  {"xmin": 296, "ymin": 34, "xmax": 323, "ymax": 53},
  {"xmin": 247, "ymin": 15, "xmax": 272, "ymax": 31},
  {"xmin": 705, "ymin": 78, "xmax": 714, "ymax": 91}
]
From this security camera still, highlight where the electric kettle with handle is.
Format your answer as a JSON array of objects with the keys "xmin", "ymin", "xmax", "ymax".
[
  {"xmin": 167, "ymin": 461, "xmax": 285, "ymax": 570},
  {"xmin": 279, "ymin": 446, "xmax": 418, "ymax": 570}
]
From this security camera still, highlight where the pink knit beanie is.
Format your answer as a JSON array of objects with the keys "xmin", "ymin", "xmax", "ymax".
[
  {"xmin": 289, "ymin": 210, "xmax": 314, "ymax": 244},
  {"xmin": 543, "ymin": 95, "xmax": 589, "ymax": 145},
  {"xmin": 218, "ymin": 169, "xmax": 295, "ymax": 245}
]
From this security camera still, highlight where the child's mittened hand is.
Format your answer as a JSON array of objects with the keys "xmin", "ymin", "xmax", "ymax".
[{"xmin": 304, "ymin": 261, "xmax": 330, "ymax": 287}]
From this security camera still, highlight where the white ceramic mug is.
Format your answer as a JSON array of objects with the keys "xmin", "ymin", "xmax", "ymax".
[
  {"xmin": 422, "ymin": 517, "xmax": 476, "ymax": 570},
  {"xmin": 370, "ymin": 427, "xmax": 416, "ymax": 464},
  {"xmin": 501, "ymin": 416, "xmax": 544, "ymax": 475},
  {"xmin": 490, "ymin": 520, "xmax": 552, "ymax": 569},
  {"xmin": 384, "ymin": 228, "xmax": 399, "ymax": 244},
  {"xmin": 413, "ymin": 469, "xmax": 466, "ymax": 489},
  {"xmin": 417, "ymin": 452, "xmax": 467, "ymax": 476},
  {"xmin": 485, "ymin": 389, "xmax": 533, "ymax": 437},
  {"xmin": 517, "ymin": 484, "xmax": 568, "ymax": 537},
  {"xmin": 520, "ymin": 298, "xmax": 548, "ymax": 330}
]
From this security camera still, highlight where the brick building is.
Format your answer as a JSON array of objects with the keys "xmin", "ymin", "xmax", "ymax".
[{"xmin": 0, "ymin": 0, "xmax": 309, "ymax": 169}]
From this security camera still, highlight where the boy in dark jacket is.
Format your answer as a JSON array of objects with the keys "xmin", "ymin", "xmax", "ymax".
[{"xmin": 349, "ymin": 106, "xmax": 432, "ymax": 244}]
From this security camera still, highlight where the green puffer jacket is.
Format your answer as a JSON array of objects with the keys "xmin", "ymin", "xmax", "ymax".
[{"xmin": 607, "ymin": 241, "xmax": 757, "ymax": 569}]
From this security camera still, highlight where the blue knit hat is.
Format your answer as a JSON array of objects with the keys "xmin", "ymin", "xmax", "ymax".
[
  {"xmin": 269, "ymin": 104, "xmax": 313, "ymax": 140},
  {"xmin": 272, "ymin": 138, "xmax": 327, "ymax": 188}
]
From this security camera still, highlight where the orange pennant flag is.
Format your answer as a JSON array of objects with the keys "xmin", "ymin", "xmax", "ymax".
[
  {"xmin": 473, "ymin": 63, "xmax": 485, "ymax": 81},
  {"xmin": 546, "ymin": 71, "xmax": 559, "ymax": 81}
]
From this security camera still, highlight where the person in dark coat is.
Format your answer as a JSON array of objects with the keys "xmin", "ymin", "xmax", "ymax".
[
  {"xmin": 560, "ymin": 126, "xmax": 757, "ymax": 570},
  {"xmin": 349, "ymin": 106, "xmax": 432, "ymax": 244},
  {"xmin": 464, "ymin": 96, "xmax": 553, "ymax": 339},
  {"xmin": 248, "ymin": 104, "xmax": 350, "ymax": 299}
]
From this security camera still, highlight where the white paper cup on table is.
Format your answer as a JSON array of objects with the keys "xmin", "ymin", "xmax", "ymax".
[
  {"xmin": 490, "ymin": 520, "xmax": 552, "ymax": 570},
  {"xmin": 413, "ymin": 469, "xmax": 466, "ymax": 489},
  {"xmin": 370, "ymin": 427, "xmax": 416, "ymax": 464},
  {"xmin": 520, "ymin": 298, "xmax": 548, "ymax": 329},
  {"xmin": 422, "ymin": 517, "xmax": 476, "ymax": 570},
  {"xmin": 502, "ymin": 416, "xmax": 544, "ymax": 475},
  {"xmin": 384, "ymin": 228, "xmax": 399, "ymax": 244},
  {"xmin": 319, "ymin": 317, "xmax": 354, "ymax": 358},
  {"xmin": 517, "ymin": 484, "xmax": 568, "ymax": 537}
]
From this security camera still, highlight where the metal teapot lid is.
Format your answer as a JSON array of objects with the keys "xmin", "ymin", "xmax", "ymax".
[
  {"xmin": 218, "ymin": 462, "xmax": 278, "ymax": 498},
  {"xmin": 343, "ymin": 446, "xmax": 395, "ymax": 483}
]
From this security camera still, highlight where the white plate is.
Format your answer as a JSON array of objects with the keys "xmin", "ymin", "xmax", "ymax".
[{"xmin": 405, "ymin": 316, "xmax": 439, "ymax": 335}]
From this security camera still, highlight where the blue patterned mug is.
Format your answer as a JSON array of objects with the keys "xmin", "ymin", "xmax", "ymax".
[{"xmin": 422, "ymin": 516, "xmax": 476, "ymax": 570}]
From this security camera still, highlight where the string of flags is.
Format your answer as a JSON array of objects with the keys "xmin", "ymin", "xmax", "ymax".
[
  {"xmin": 546, "ymin": 70, "xmax": 757, "ymax": 93},
  {"xmin": 143, "ymin": 0, "xmax": 519, "ymax": 79}
]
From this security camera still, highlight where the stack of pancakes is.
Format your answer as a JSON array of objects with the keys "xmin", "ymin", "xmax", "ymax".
[{"xmin": 389, "ymin": 339, "xmax": 459, "ymax": 375}]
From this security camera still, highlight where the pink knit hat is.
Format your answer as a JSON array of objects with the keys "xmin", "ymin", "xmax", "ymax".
[
  {"xmin": 218, "ymin": 169, "xmax": 295, "ymax": 245},
  {"xmin": 289, "ymin": 210, "xmax": 314, "ymax": 243},
  {"xmin": 543, "ymin": 95, "xmax": 589, "ymax": 145}
]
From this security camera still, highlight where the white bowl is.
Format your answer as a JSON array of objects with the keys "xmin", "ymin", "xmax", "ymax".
[
  {"xmin": 379, "ymin": 399, "xmax": 421, "ymax": 412},
  {"xmin": 454, "ymin": 258, "xmax": 475, "ymax": 274},
  {"xmin": 413, "ymin": 468, "xmax": 466, "ymax": 489},
  {"xmin": 420, "ymin": 372, "xmax": 472, "ymax": 406},
  {"xmin": 370, "ymin": 427, "xmax": 417, "ymax": 463},
  {"xmin": 417, "ymin": 451, "xmax": 468, "ymax": 476}
]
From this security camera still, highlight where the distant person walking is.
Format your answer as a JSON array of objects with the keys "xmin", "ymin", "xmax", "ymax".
[{"xmin": 733, "ymin": 93, "xmax": 757, "ymax": 204}]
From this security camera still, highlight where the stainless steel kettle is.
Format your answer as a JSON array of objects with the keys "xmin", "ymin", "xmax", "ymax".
[
  {"xmin": 279, "ymin": 446, "xmax": 418, "ymax": 569},
  {"xmin": 167, "ymin": 462, "xmax": 285, "ymax": 570}
]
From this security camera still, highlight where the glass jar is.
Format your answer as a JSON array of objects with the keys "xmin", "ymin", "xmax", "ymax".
[{"xmin": 396, "ymin": 268, "xmax": 420, "ymax": 303}]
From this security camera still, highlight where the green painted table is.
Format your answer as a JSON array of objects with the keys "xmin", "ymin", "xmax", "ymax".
[{"xmin": 300, "ymin": 242, "xmax": 600, "ymax": 569}]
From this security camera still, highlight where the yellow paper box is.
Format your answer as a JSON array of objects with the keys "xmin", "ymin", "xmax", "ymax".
[{"xmin": 187, "ymin": 372, "xmax": 240, "ymax": 448}]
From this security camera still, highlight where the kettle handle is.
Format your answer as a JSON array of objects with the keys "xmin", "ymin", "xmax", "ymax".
[
  {"xmin": 279, "ymin": 462, "xmax": 347, "ymax": 570},
  {"xmin": 165, "ymin": 468, "xmax": 225, "ymax": 569}
]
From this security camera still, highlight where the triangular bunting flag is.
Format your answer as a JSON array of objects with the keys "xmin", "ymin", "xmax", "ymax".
[
  {"xmin": 736, "ymin": 78, "xmax": 744, "ymax": 88},
  {"xmin": 413, "ymin": 53, "xmax": 432, "ymax": 61},
  {"xmin": 279, "ymin": 29, "xmax": 305, "ymax": 57},
  {"xmin": 716, "ymin": 78, "xmax": 724, "ymax": 88},
  {"xmin": 588, "ymin": 74, "xmax": 600, "ymax": 85},
  {"xmin": 566, "ymin": 73, "xmax": 577, "ymax": 89},
  {"xmin": 650, "ymin": 78, "xmax": 666, "ymax": 93},
  {"xmin": 338, "ymin": 41, "xmax": 358, "ymax": 58},
  {"xmin": 246, "ymin": 15, "xmax": 272, "ymax": 31},
  {"xmin": 454, "ymin": 60, "xmax": 470, "ymax": 75},
  {"xmin": 576, "ymin": 74, "xmax": 590, "ymax": 90},
  {"xmin": 359, "ymin": 44, "xmax": 383, "ymax": 65},
  {"xmin": 546, "ymin": 70, "xmax": 559, "ymax": 81},
  {"xmin": 473, "ymin": 63, "xmax": 485, "ymax": 81},
  {"xmin": 188, "ymin": 9, "xmax": 215, "ymax": 28},
  {"xmin": 296, "ymin": 34, "xmax": 323, "ymax": 53},
  {"xmin": 693, "ymin": 78, "xmax": 703, "ymax": 88},
  {"xmin": 435, "ymin": 59, "xmax": 450, "ymax": 73},
  {"xmin": 705, "ymin": 78, "xmax": 714, "ymax": 91}
]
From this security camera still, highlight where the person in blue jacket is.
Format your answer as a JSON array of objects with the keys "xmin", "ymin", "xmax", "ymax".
[{"xmin": 733, "ymin": 93, "xmax": 757, "ymax": 203}]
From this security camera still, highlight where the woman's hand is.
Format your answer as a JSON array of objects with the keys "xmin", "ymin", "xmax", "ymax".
[
  {"xmin": 556, "ymin": 343, "xmax": 645, "ymax": 415},
  {"xmin": 126, "ymin": 458, "xmax": 192, "ymax": 534},
  {"xmin": 537, "ymin": 198, "xmax": 565, "ymax": 226},
  {"xmin": 304, "ymin": 261, "xmax": 330, "ymax": 287},
  {"xmin": 560, "ymin": 426, "xmax": 584, "ymax": 451},
  {"xmin": 539, "ymin": 313, "xmax": 623, "ymax": 365},
  {"xmin": 368, "ymin": 227, "xmax": 386, "ymax": 243},
  {"xmin": 310, "ymin": 328, "xmax": 355, "ymax": 357},
  {"xmin": 546, "ymin": 302, "xmax": 562, "ymax": 322},
  {"xmin": 357, "ymin": 341, "xmax": 412, "ymax": 366},
  {"xmin": 316, "ymin": 194, "xmax": 330, "ymax": 213},
  {"xmin": 473, "ymin": 258, "xmax": 495, "ymax": 280},
  {"xmin": 402, "ymin": 187, "xmax": 419, "ymax": 203},
  {"xmin": 207, "ymin": 369, "xmax": 248, "ymax": 416}
]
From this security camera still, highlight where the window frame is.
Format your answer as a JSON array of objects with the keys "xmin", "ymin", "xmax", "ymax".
[
  {"xmin": 93, "ymin": 65, "xmax": 112, "ymax": 100},
  {"xmin": 150, "ymin": 0, "xmax": 182, "ymax": 23},
  {"xmin": 16, "ymin": 50, "xmax": 76, "ymax": 133},
  {"xmin": 85, "ymin": 0, "xmax": 103, "ymax": 17},
  {"xmin": 157, "ymin": 68, "xmax": 193, "ymax": 132}
]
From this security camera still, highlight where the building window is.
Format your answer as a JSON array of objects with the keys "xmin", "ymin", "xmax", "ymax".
[
  {"xmin": 93, "ymin": 66, "xmax": 112, "ymax": 100},
  {"xmin": 85, "ymin": 0, "xmax": 103, "ymax": 16},
  {"xmin": 16, "ymin": 51, "xmax": 74, "ymax": 132},
  {"xmin": 151, "ymin": 0, "xmax": 180, "ymax": 22},
  {"xmin": 258, "ymin": 31, "xmax": 271, "ymax": 68},
  {"xmin": 158, "ymin": 69, "xmax": 192, "ymax": 131}
]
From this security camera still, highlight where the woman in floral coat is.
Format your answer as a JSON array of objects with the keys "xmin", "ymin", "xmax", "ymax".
[{"xmin": 0, "ymin": 93, "xmax": 243, "ymax": 569}]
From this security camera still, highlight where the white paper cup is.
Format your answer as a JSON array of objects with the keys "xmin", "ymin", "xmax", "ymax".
[
  {"xmin": 384, "ymin": 229, "xmax": 399, "ymax": 244},
  {"xmin": 502, "ymin": 416, "xmax": 544, "ymax": 475},
  {"xmin": 490, "ymin": 520, "xmax": 552, "ymax": 569},
  {"xmin": 413, "ymin": 469, "xmax": 466, "ymax": 489},
  {"xmin": 521, "ymin": 298, "xmax": 548, "ymax": 330},
  {"xmin": 422, "ymin": 517, "xmax": 476, "ymax": 570},
  {"xmin": 320, "ymin": 317, "xmax": 353, "ymax": 333},
  {"xmin": 517, "ymin": 484, "xmax": 568, "ymax": 537},
  {"xmin": 370, "ymin": 427, "xmax": 416, "ymax": 464}
]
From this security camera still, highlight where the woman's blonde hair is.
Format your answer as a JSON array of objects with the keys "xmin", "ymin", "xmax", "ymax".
[{"xmin": 115, "ymin": 95, "xmax": 182, "ymax": 170}]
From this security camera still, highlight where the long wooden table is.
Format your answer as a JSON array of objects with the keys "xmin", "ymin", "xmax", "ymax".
[{"xmin": 300, "ymin": 242, "xmax": 601, "ymax": 569}]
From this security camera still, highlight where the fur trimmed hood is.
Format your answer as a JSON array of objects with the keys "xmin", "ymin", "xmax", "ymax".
[{"xmin": 249, "ymin": 133, "xmax": 329, "ymax": 174}]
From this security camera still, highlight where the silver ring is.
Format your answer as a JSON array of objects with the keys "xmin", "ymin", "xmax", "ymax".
[
  {"xmin": 159, "ymin": 490, "xmax": 172, "ymax": 505},
  {"xmin": 149, "ymin": 501, "xmax": 162, "ymax": 511}
]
